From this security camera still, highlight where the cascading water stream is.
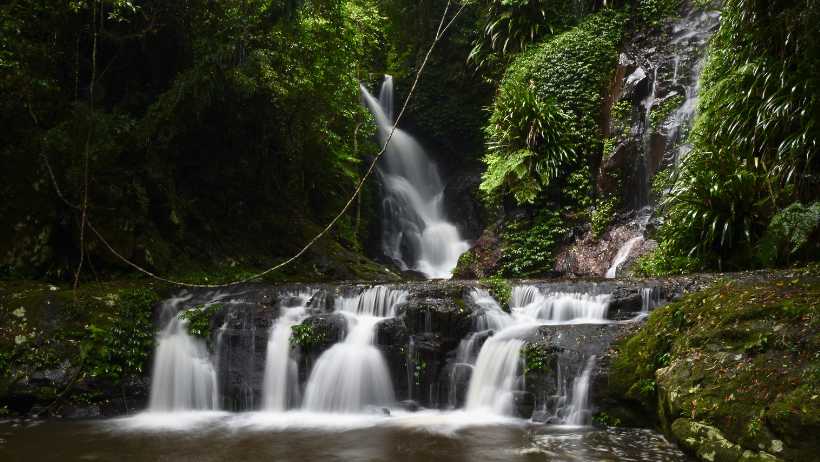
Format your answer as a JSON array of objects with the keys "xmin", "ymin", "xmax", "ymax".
[
  {"xmin": 606, "ymin": 236, "xmax": 644, "ymax": 278},
  {"xmin": 361, "ymin": 76, "xmax": 469, "ymax": 279},
  {"xmin": 262, "ymin": 290, "xmax": 314, "ymax": 411},
  {"xmin": 464, "ymin": 286, "xmax": 611, "ymax": 421},
  {"xmin": 302, "ymin": 286, "xmax": 406, "ymax": 413},
  {"xmin": 148, "ymin": 296, "xmax": 219, "ymax": 412}
]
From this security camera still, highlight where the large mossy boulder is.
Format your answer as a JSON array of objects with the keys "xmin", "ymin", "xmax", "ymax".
[{"xmin": 601, "ymin": 269, "xmax": 820, "ymax": 462}]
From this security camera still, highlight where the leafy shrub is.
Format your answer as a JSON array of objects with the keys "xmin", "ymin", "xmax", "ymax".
[
  {"xmin": 499, "ymin": 209, "xmax": 569, "ymax": 276},
  {"xmin": 637, "ymin": 0, "xmax": 681, "ymax": 27},
  {"xmin": 591, "ymin": 196, "xmax": 618, "ymax": 238},
  {"xmin": 653, "ymin": 0, "xmax": 820, "ymax": 270},
  {"xmin": 468, "ymin": 0, "xmax": 578, "ymax": 69},
  {"xmin": 756, "ymin": 202, "xmax": 820, "ymax": 266},
  {"xmin": 659, "ymin": 149, "xmax": 767, "ymax": 266},
  {"xmin": 480, "ymin": 81, "xmax": 575, "ymax": 204},
  {"xmin": 82, "ymin": 288, "xmax": 159, "ymax": 380},
  {"xmin": 479, "ymin": 275, "xmax": 512, "ymax": 312},
  {"xmin": 480, "ymin": 10, "xmax": 626, "ymax": 205},
  {"xmin": 180, "ymin": 303, "xmax": 223, "ymax": 339},
  {"xmin": 631, "ymin": 241, "xmax": 701, "ymax": 277},
  {"xmin": 290, "ymin": 323, "xmax": 325, "ymax": 349},
  {"xmin": 522, "ymin": 343, "xmax": 550, "ymax": 374}
]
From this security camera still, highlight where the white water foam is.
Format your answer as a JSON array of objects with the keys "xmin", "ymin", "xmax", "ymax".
[{"xmin": 361, "ymin": 76, "xmax": 469, "ymax": 279}]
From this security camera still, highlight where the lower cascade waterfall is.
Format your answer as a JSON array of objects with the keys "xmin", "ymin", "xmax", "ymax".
[
  {"xmin": 463, "ymin": 286, "xmax": 611, "ymax": 422},
  {"xmin": 301, "ymin": 286, "xmax": 407, "ymax": 412},
  {"xmin": 564, "ymin": 356, "xmax": 597, "ymax": 426},
  {"xmin": 262, "ymin": 290, "xmax": 314, "ymax": 411},
  {"xmin": 142, "ymin": 282, "xmax": 656, "ymax": 426},
  {"xmin": 149, "ymin": 296, "xmax": 219, "ymax": 412}
]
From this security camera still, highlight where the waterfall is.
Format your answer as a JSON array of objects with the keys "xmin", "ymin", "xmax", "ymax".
[
  {"xmin": 563, "ymin": 356, "xmax": 596, "ymax": 426},
  {"xmin": 606, "ymin": 236, "xmax": 644, "ymax": 278},
  {"xmin": 665, "ymin": 10, "xmax": 721, "ymax": 166},
  {"xmin": 641, "ymin": 286, "xmax": 661, "ymax": 313},
  {"xmin": 261, "ymin": 290, "xmax": 313, "ymax": 411},
  {"xmin": 464, "ymin": 337, "xmax": 524, "ymax": 414},
  {"xmin": 148, "ymin": 297, "xmax": 219, "ymax": 412},
  {"xmin": 301, "ymin": 286, "xmax": 406, "ymax": 413},
  {"xmin": 361, "ymin": 76, "xmax": 470, "ymax": 279},
  {"xmin": 464, "ymin": 286, "xmax": 611, "ymax": 416}
]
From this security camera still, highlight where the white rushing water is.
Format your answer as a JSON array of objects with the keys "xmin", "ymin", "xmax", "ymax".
[
  {"xmin": 564, "ymin": 356, "xmax": 596, "ymax": 426},
  {"xmin": 361, "ymin": 76, "xmax": 469, "ymax": 279},
  {"xmin": 149, "ymin": 296, "xmax": 219, "ymax": 412},
  {"xmin": 464, "ymin": 287, "xmax": 610, "ymax": 420},
  {"xmin": 302, "ymin": 286, "xmax": 407, "ymax": 413},
  {"xmin": 606, "ymin": 236, "xmax": 644, "ymax": 278},
  {"xmin": 262, "ymin": 290, "xmax": 314, "ymax": 411}
]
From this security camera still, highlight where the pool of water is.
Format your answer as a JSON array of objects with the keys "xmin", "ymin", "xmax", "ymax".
[{"xmin": 0, "ymin": 411, "xmax": 691, "ymax": 462}]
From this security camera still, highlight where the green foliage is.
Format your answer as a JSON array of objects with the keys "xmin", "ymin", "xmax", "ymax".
[
  {"xmin": 631, "ymin": 241, "xmax": 701, "ymax": 277},
  {"xmin": 591, "ymin": 196, "xmax": 618, "ymax": 238},
  {"xmin": 660, "ymin": 149, "xmax": 766, "ymax": 266},
  {"xmin": 479, "ymin": 275, "xmax": 512, "ymax": 311},
  {"xmin": 481, "ymin": 10, "xmax": 626, "ymax": 205},
  {"xmin": 611, "ymin": 99, "xmax": 632, "ymax": 124},
  {"xmin": 499, "ymin": 209, "xmax": 569, "ymax": 276},
  {"xmin": 756, "ymin": 202, "xmax": 820, "ymax": 266},
  {"xmin": 290, "ymin": 323, "xmax": 325, "ymax": 349},
  {"xmin": 468, "ymin": 0, "xmax": 579, "ymax": 69},
  {"xmin": 607, "ymin": 275, "xmax": 820, "ymax": 458},
  {"xmin": 649, "ymin": 94, "xmax": 684, "ymax": 130},
  {"xmin": 180, "ymin": 303, "xmax": 223, "ymax": 339},
  {"xmin": 0, "ymin": 0, "xmax": 389, "ymax": 278},
  {"xmin": 654, "ymin": 0, "xmax": 820, "ymax": 270},
  {"xmin": 82, "ymin": 288, "xmax": 159, "ymax": 380},
  {"xmin": 522, "ymin": 343, "xmax": 549, "ymax": 374},
  {"xmin": 637, "ymin": 0, "xmax": 681, "ymax": 27},
  {"xmin": 480, "ymin": 81, "xmax": 575, "ymax": 204},
  {"xmin": 593, "ymin": 411, "xmax": 622, "ymax": 427}
]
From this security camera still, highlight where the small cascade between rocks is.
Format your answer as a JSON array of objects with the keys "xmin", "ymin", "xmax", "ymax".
[
  {"xmin": 361, "ymin": 76, "xmax": 469, "ymax": 279},
  {"xmin": 463, "ymin": 286, "xmax": 611, "ymax": 423},
  {"xmin": 606, "ymin": 236, "xmax": 644, "ymax": 278},
  {"xmin": 262, "ymin": 290, "xmax": 313, "ymax": 411},
  {"xmin": 148, "ymin": 296, "xmax": 219, "ymax": 412},
  {"xmin": 301, "ymin": 286, "xmax": 407, "ymax": 413}
]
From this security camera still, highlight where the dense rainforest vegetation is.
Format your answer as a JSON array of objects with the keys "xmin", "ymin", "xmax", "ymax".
[
  {"xmin": 1, "ymin": 3, "xmax": 819, "ymax": 461},
  {"xmin": 2, "ymin": 0, "xmax": 817, "ymax": 283}
]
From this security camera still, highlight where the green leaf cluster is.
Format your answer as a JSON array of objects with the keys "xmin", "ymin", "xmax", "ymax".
[
  {"xmin": 468, "ymin": 0, "xmax": 580, "ymax": 69},
  {"xmin": 180, "ymin": 303, "xmax": 223, "ymax": 339},
  {"xmin": 82, "ymin": 288, "xmax": 160, "ymax": 380},
  {"xmin": 499, "ymin": 209, "xmax": 569, "ymax": 276},
  {"xmin": 290, "ymin": 323, "xmax": 325, "ymax": 349},
  {"xmin": 479, "ymin": 275, "xmax": 512, "ymax": 312},
  {"xmin": 480, "ymin": 10, "xmax": 626, "ymax": 205}
]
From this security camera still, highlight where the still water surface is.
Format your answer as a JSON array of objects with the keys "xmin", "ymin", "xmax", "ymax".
[{"xmin": 0, "ymin": 411, "xmax": 690, "ymax": 462}]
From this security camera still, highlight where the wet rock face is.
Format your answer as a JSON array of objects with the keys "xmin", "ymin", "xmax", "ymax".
[
  {"xmin": 442, "ymin": 168, "xmax": 485, "ymax": 241},
  {"xmin": 554, "ymin": 219, "xmax": 657, "ymax": 277}
]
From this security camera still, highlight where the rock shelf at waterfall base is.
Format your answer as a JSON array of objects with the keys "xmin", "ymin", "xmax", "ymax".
[{"xmin": 2, "ymin": 268, "xmax": 817, "ymax": 462}]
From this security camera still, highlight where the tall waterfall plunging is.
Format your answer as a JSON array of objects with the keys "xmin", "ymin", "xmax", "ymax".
[
  {"xmin": 262, "ymin": 290, "xmax": 313, "ymax": 411},
  {"xmin": 301, "ymin": 286, "xmax": 407, "ymax": 412},
  {"xmin": 464, "ymin": 286, "xmax": 610, "ymax": 421},
  {"xmin": 361, "ymin": 76, "xmax": 470, "ymax": 279},
  {"xmin": 148, "ymin": 296, "xmax": 219, "ymax": 411}
]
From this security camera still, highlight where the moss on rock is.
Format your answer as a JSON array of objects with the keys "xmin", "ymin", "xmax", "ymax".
[{"xmin": 604, "ymin": 270, "xmax": 820, "ymax": 461}]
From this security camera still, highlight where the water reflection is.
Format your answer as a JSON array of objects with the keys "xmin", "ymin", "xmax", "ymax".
[{"xmin": 0, "ymin": 416, "xmax": 690, "ymax": 462}]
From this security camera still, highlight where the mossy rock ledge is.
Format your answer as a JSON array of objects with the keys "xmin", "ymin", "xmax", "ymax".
[{"xmin": 599, "ymin": 268, "xmax": 820, "ymax": 462}]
